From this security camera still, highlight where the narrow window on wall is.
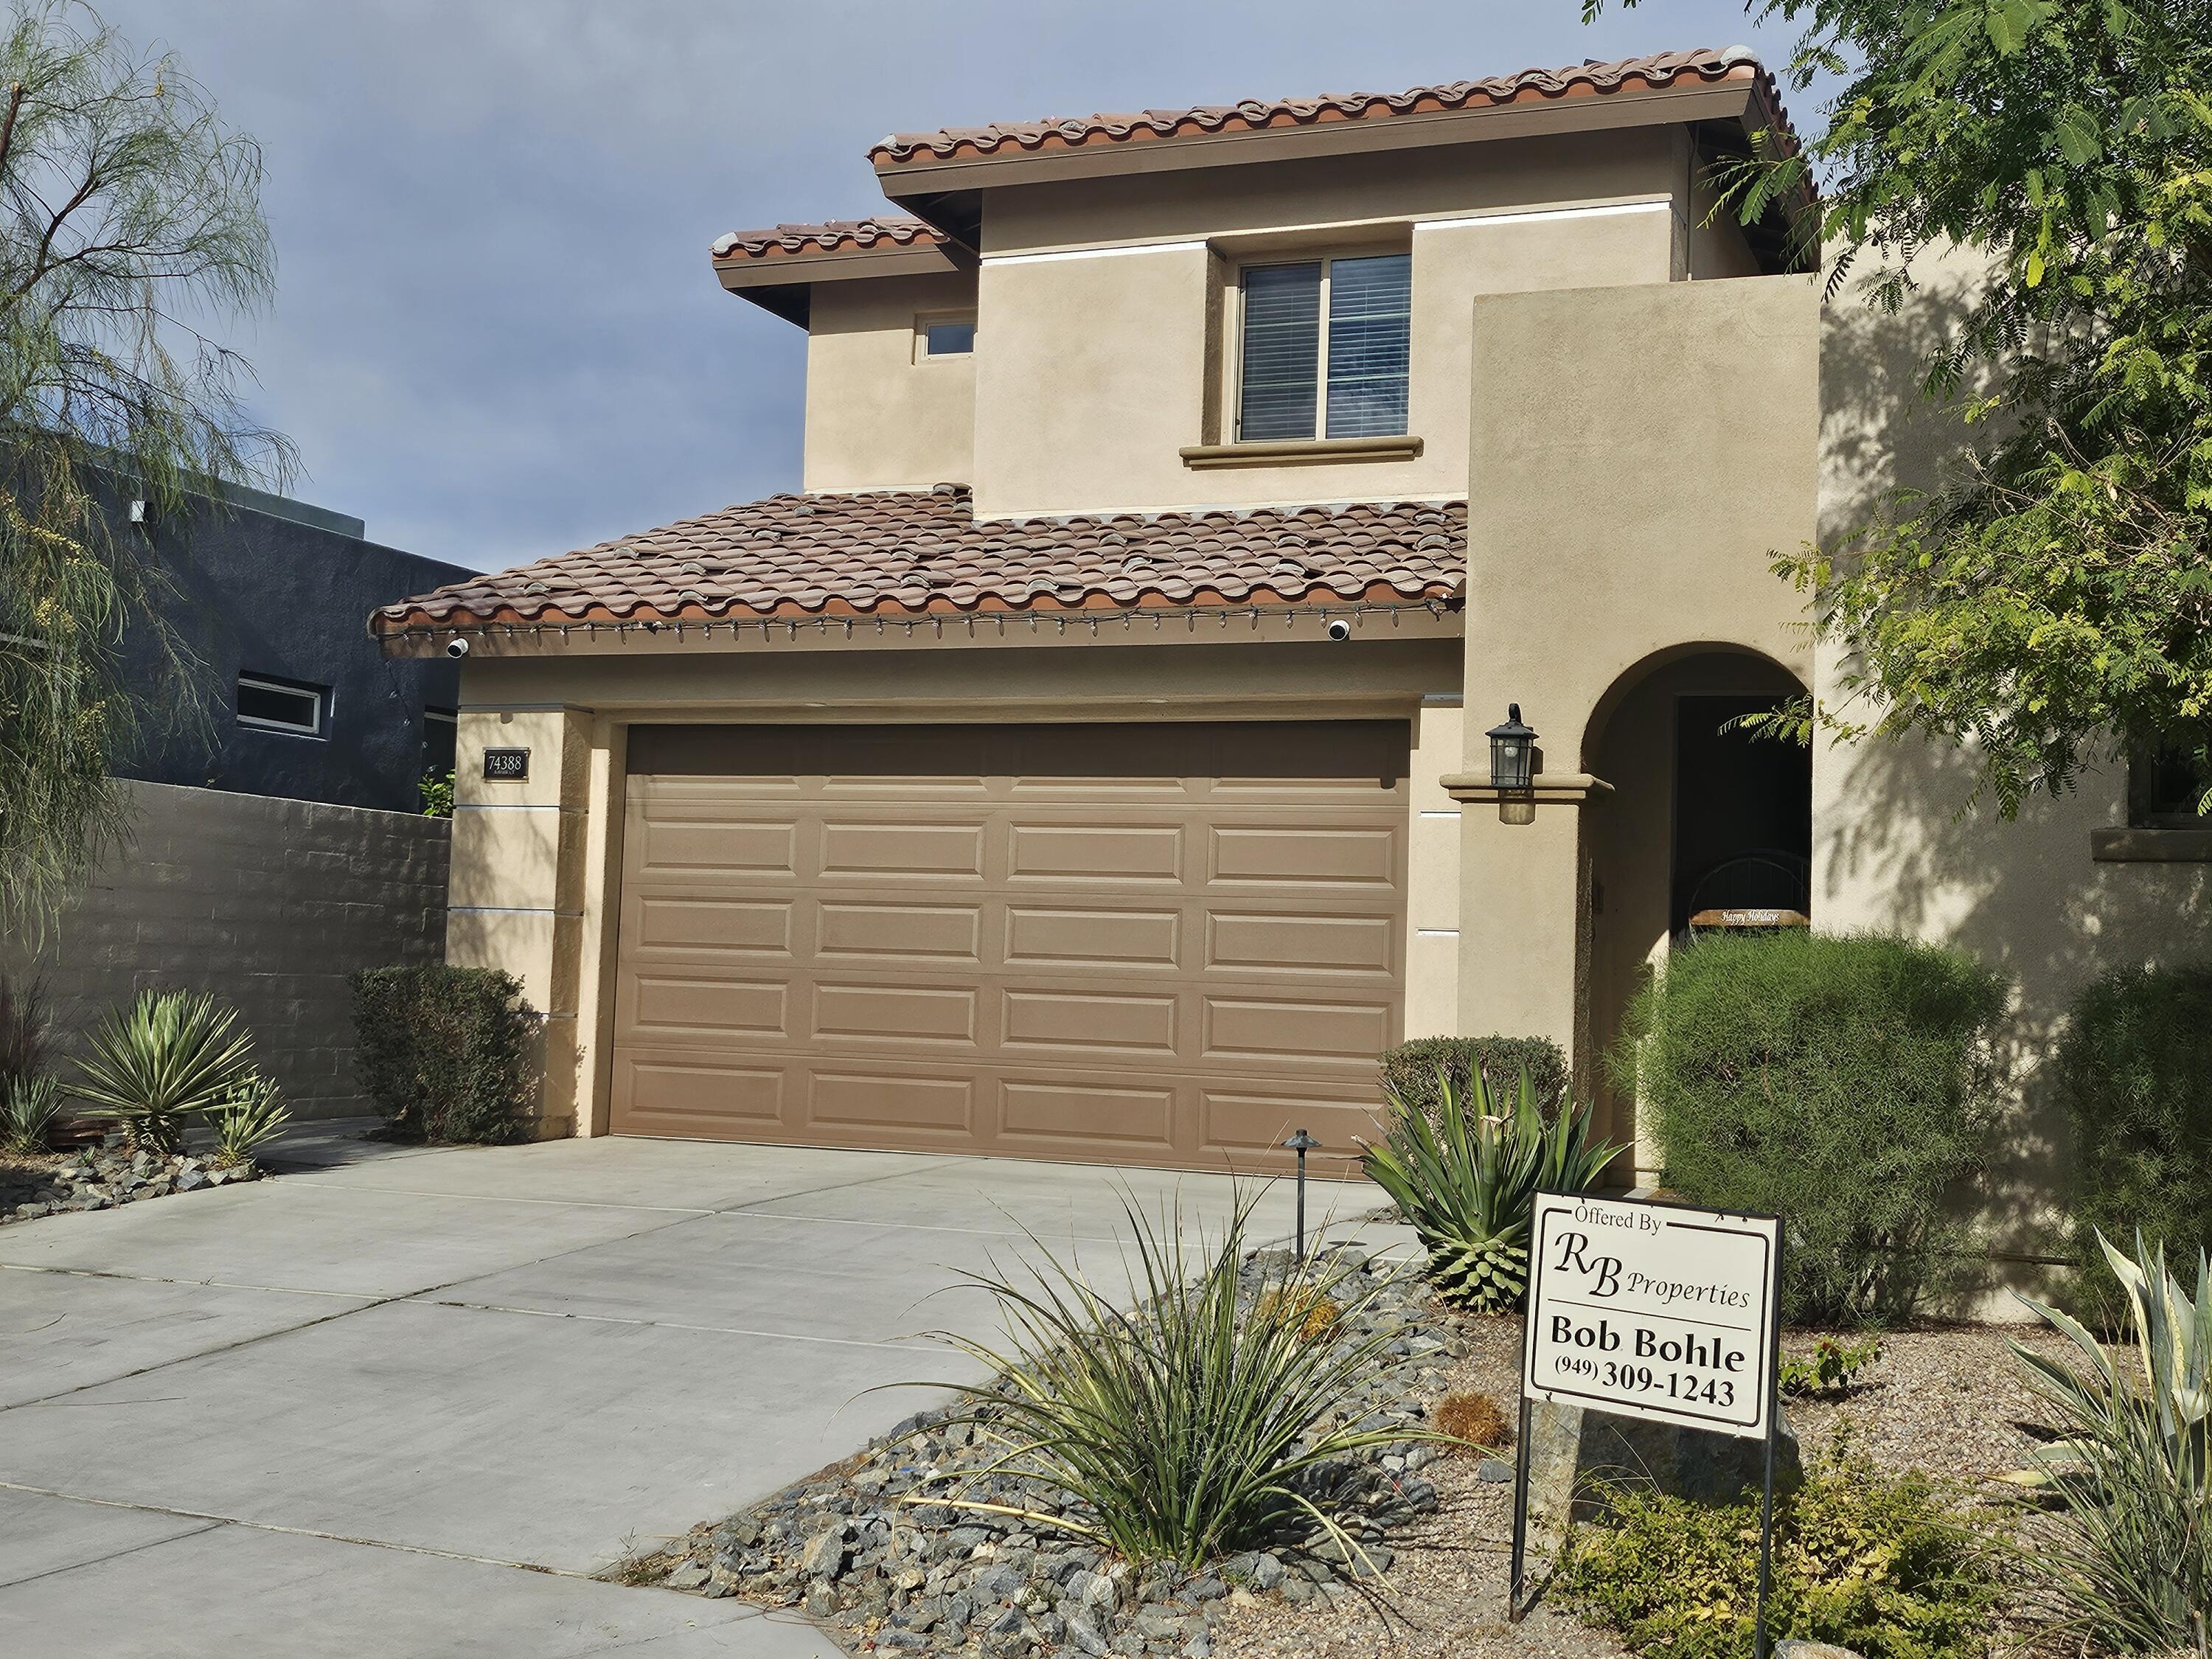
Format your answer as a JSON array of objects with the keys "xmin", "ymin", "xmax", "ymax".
[
  {"xmin": 422, "ymin": 706, "xmax": 458, "ymax": 774},
  {"xmin": 1235, "ymin": 253, "xmax": 1411, "ymax": 442},
  {"xmin": 1324, "ymin": 253, "xmax": 1413, "ymax": 438},
  {"xmin": 235, "ymin": 672, "xmax": 328, "ymax": 737}
]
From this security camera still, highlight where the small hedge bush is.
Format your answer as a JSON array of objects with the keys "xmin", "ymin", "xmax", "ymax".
[
  {"xmin": 1558, "ymin": 1443, "xmax": 2002, "ymax": 1659},
  {"xmin": 2056, "ymin": 960, "xmax": 2212, "ymax": 1313},
  {"xmin": 1380, "ymin": 1034, "xmax": 1571, "ymax": 1122},
  {"xmin": 352, "ymin": 965, "xmax": 542, "ymax": 1144},
  {"xmin": 1617, "ymin": 931, "xmax": 2007, "ymax": 1325}
]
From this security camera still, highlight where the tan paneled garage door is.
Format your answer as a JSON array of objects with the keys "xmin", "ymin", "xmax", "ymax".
[{"xmin": 609, "ymin": 722, "xmax": 1407, "ymax": 1174}]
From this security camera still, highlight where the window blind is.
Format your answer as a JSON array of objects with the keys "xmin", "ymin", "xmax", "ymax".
[
  {"xmin": 1324, "ymin": 253, "xmax": 1411, "ymax": 439},
  {"xmin": 1237, "ymin": 262, "xmax": 1321, "ymax": 441}
]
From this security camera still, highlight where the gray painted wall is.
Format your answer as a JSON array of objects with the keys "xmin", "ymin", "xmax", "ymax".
[
  {"xmin": 111, "ymin": 486, "xmax": 468, "ymax": 814},
  {"xmin": 4, "ymin": 782, "xmax": 451, "ymax": 1121}
]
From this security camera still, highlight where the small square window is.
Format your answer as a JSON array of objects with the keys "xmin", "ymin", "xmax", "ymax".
[
  {"xmin": 921, "ymin": 319, "xmax": 975, "ymax": 357},
  {"xmin": 235, "ymin": 672, "xmax": 327, "ymax": 738}
]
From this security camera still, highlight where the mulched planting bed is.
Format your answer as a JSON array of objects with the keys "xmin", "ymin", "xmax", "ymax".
[
  {"xmin": 619, "ymin": 1246, "xmax": 2081, "ymax": 1659},
  {"xmin": 0, "ymin": 1139, "xmax": 265, "ymax": 1225}
]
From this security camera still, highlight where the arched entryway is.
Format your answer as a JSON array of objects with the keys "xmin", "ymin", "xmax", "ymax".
[{"xmin": 1580, "ymin": 647, "xmax": 1811, "ymax": 1180}]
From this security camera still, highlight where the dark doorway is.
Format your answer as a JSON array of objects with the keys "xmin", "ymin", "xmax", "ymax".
[{"xmin": 1669, "ymin": 695, "xmax": 1813, "ymax": 936}]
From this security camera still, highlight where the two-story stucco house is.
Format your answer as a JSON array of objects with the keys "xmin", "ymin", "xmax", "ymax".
[{"xmin": 372, "ymin": 47, "xmax": 2206, "ymax": 1205}]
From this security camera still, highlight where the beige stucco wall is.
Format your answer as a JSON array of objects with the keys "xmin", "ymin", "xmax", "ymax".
[
  {"xmin": 966, "ymin": 132, "xmax": 1692, "ymax": 521},
  {"xmin": 450, "ymin": 637, "xmax": 1466, "ymax": 1133},
  {"xmin": 801, "ymin": 272, "xmax": 977, "ymax": 493},
  {"xmin": 1452, "ymin": 275, "xmax": 1821, "ymax": 1087},
  {"xmin": 1812, "ymin": 251, "xmax": 2212, "ymax": 1275}
]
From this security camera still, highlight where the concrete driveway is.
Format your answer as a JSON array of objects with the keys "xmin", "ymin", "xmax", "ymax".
[{"xmin": 0, "ymin": 1127, "xmax": 1380, "ymax": 1657}]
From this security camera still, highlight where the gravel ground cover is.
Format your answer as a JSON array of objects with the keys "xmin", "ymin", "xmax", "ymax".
[
  {"xmin": 622, "ymin": 1241, "xmax": 2081, "ymax": 1659},
  {"xmin": 1207, "ymin": 1319, "xmax": 2077, "ymax": 1659},
  {"xmin": 0, "ymin": 1137, "xmax": 263, "ymax": 1224},
  {"xmin": 616, "ymin": 1246, "xmax": 1470, "ymax": 1657}
]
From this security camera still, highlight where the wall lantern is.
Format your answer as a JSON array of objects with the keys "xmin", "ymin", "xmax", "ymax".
[{"xmin": 1487, "ymin": 703, "xmax": 1538, "ymax": 824}]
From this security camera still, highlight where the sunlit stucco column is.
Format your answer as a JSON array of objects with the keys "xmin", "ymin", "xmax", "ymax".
[
  {"xmin": 447, "ymin": 703, "xmax": 599, "ymax": 1138},
  {"xmin": 1442, "ymin": 768, "xmax": 1610, "ymax": 1083}
]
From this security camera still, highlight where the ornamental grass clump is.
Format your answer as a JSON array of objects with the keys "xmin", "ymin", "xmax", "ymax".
[
  {"xmin": 2009, "ymin": 1231, "xmax": 2212, "ymax": 1653},
  {"xmin": 72, "ymin": 990, "xmax": 256, "ymax": 1154},
  {"xmin": 206, "ymin": 1071, "xmax": 290, "ymax": 1169},
  {"xmin": 1360, "ymin": 1066, "xmax": 1621, "ymax": 1313},
  {"xmin": 919, "ymin": 1193, "xmax": 1442, "ymax": 1571},
  {"xmin": 1, "ymin": 1073, "xmax": 68, "ymax": 1155}
]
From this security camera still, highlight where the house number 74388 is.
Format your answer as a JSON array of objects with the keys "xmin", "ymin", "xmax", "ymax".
[{"xmin": 482, "ymin": 748, "xmax": 530, "ymax": 781}]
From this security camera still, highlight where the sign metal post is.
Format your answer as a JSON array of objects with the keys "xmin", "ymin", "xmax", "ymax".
[{"xmin": 1507, "ymin": 1192, "xmax": 1784, "ymax": 1657}]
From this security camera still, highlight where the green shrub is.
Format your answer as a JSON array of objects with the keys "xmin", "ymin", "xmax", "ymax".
[
  {"xmin": 1362, "ymin": 1065, "xmax": 1621, "ymax": 1312},
  {"xmin": 1617, "ymin": 931, "xmax": 2007, "ymax": 1325},
  {"xmin": 1380, "ymin": 1034, "xmax": 1571, "ymax": 1125},
  {"xmin": 922, "ymin": 1192, "xmax": 1449, "ymax": 1571},
  {"xmin": 1779, "ymin": 1334, "xmax": 1883, "ymax": 1398},
  {"xmin": 351, "ymin": 964, "xmax": 540, "ymax": 1144},
  {"xmin": 2010, "ymin": 1231, "xmax": 2211, "ymax": 1652},
  {"xmin": 1558, "ymin": 1442, "xmax": 2003, "ymax": 1659},
  {"xmin": 72, "ymin": 990, "xmax": 257, "ymax": 1155},
  {"xmin": 2056, "ymin": 961, "xmax": 2212, "ymax": 1314}
]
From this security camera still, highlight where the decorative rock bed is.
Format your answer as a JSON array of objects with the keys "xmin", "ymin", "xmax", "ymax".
[
  {"xmin": 0, "ymin": 1138, "xmax": 263, "ymax": 1225},
  {"xmin": 620, "ymin": 1246, "xmax": 1469, "ymax": 1657}
]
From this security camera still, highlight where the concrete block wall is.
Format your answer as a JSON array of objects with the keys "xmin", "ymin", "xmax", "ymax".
[{"xmin": 1, "ymin": 781, "xmax": 451, "ymax": 1120}]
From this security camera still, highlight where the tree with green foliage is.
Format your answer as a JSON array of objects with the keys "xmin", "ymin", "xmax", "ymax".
[
  {"xmin": 0, "ymin": 0, "xmax": 290, "ymax": 931},
  {"xmin": 1587, "ymin": 0, "xmax": 2212, "ymax": 816}
]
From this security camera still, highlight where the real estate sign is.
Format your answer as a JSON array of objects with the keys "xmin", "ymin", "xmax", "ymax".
[{"xmin": 1522, "ymin": 1192, "xmax": 1781, "ymax": 1441}]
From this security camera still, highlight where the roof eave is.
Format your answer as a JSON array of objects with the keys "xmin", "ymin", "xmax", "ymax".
[
  {"xmin": 712, "ymin": 241, "xmax": 973, "ymax": 325},
  {"xmin": 877, "ymin": 80, "xmax": 1764, "ymax": 199}
]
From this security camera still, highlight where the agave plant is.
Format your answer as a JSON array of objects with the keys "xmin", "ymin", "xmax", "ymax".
[
  {"xmin": 1, "ymin": 1074, "xmax": 69, "ymax": 1156},
  {"xmin": 1360, "ymin": 1066, "xmax": 1621, "ymax": 1313},
  {"xmin": 2009, "ymin": 1230, "xmax": 2212, "ymax": 1653},
  {"xmin": 917, "ymin": 1192, "xmax": 1451, "ymax": 1571},
  {"xmin": 72, "ymin": 990, "xmax": 257, "ymax": 1155},
  {"xmin": 206, "ymin": 1071, "xmax": 291, "ymax": 1169}
]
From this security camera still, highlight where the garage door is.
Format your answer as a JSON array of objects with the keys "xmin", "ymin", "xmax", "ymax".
[{"xmin": 609, "ymin": 722, "xmax": 1407, "ymax": 1175}]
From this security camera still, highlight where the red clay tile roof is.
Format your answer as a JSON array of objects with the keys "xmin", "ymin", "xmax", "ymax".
[
  {"xmin": 370, "ymin": 486, "xmax": 1464, "ymax": 637},
  {"xmin": 710, "ymin": 216, "xmax": 947, "ymax": 262},
  {"xmin": 871, "ymin": 47, "xmax": 1798, "ymax": 167}
]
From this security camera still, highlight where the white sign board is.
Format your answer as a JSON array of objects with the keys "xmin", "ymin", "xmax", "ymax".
[{"xmin": 1523, "ymin": 1193, "xmax": 1781, "ymax": 1441}]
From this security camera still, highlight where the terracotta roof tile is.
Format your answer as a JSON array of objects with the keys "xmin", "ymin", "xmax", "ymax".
[
  {"xmin": 710, "ymin": 216, "xmax": 945, "ymax": 262},
  {"xmin": 370, "ymin": 487, "xmax": 1464, "ymax": 638},
  {"xmin": 872, "ymin": 47, "xmax": 1798, "ymax": 167}
]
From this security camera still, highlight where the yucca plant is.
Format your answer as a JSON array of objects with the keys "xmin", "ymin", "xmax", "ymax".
[
  {"xmin": 72, "ymin": 990, "xmax": 257, "ymax": 1155},
  {"xmin": 1, "ymin": 1073, "xmax": 68, "ymax": 1155},
  {"xmin": 2009, "ymin": 1230, "xmax": 2212, "ymax": 1654},
  {"xmin": 1361, "ymin": 1066, "xmax": 1622, "ymax": 1313},
  {"xmin": 206, "ymin": 1071, "xmax": 290, "ymax": 1170},
  {"xmin": 918, "ymin": 1192, "xmax": 1450, "ymax": 1571}
]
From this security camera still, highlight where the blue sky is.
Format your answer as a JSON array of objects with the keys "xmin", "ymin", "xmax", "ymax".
[{"xmin": 111, "ymin": 1, "xmax": 1809, "ymax": 571}]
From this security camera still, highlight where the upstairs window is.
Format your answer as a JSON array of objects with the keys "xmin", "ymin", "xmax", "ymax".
[
  {"xmin": 1237, "ymin": 252, "xmax": 1411, "ymax": 443},
  {"xmin": 919, "ymin": 316, "xmax": 975, "ymax": 358},
  {"xmin": 235, "ymin": 672, "xmax": 327, "ymax": 738}
]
